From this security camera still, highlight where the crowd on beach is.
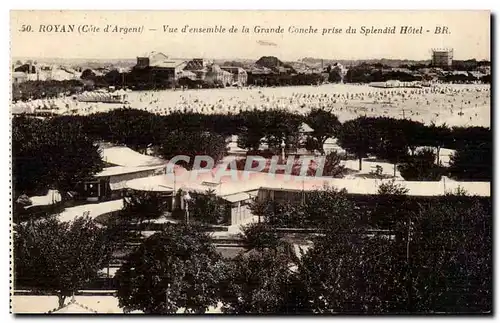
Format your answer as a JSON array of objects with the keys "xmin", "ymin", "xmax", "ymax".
[{"xmin": 11, "ymin": 83, "xmax": 490, "ymax": 127}]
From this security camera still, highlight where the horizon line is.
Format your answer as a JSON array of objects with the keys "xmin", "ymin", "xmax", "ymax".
[{"xmin": 10, "ymin": 55, "xmax": 491, "ymax": 63}]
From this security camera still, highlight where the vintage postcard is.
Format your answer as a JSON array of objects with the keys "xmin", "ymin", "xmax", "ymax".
[{"xmin": 10, "ymin": 10, "xmax": 491, "ymax": 314}]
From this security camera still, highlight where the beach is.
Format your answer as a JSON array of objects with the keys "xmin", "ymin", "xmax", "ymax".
[{"xmin": 12, "ymin": 83, "xmax": 491, "ymax": 128}]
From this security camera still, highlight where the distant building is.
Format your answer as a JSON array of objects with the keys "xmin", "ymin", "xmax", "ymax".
[
  {"xmin": 220, "ymin": 66, "xmax": 248, "ymax": 85},
  {"xmin": 247, "ymin": 65, "xmax": 274, "ymax": 75},
  {"xmin": 184, "ymin": 58, "xmax": 208, "ymax": 71},
  {"xmin": 205, "ymin": 64, "xmax": 233, "ymax": 86},
  {"xmin": 255, "ymin": 56, "xmax": 295, "ymax": 74},
  {"xmin": 478, "ymin": 65, "xmax": 491, "ymax": 74},
  {"xmin": 14, "ymin": 64, "xmax": 36, "ymax": 74},
  {"xmin": 12, "ymin": 71, "xmax": 28, "ymax": 84},
  {"xmin": 432, "ymin": 49, "xmax": 453, "ymax": 68},
  {"xmin": 152, "ymin": 60, "xmax": 188, "ymax": 81},
  {"xmin": 136, "ymin": 51, "xmax": 169, "ymax": 68},
  {"xmin": 184, "ymin": 59, "xmax": 210, "ymax": 81},
  {"xmin": 134, "ymin": 52, "xmax": 187, "ymax": 82},
  {"xmin": 14, "ymin": 62, "xmax": 79, "ymax": 82}
]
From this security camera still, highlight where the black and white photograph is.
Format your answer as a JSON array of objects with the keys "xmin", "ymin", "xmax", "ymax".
[{"xmin": 9, "ymin": 10, "xmax": 491, "ymax": 314}]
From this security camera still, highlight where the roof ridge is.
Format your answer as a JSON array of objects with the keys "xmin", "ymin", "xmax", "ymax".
[{"xmin": 48, "ymin": 296, "xmax": 99, "ymax": 314}]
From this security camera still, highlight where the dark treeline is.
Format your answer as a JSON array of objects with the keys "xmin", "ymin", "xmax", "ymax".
[
  {"xmin": 247, "ymin": 72, "xmax": 326, "ymax": 87},
  {"xmin": 344, "ymin": 63, "xmax": 490, "ymax": 84},
  {"xmin": 12, "ymin": 79, "xmax": 90, "ymax": 101},
  {"xmin": 14, "ymin": 60, "xmax": 490, "ymax": 101},
  {"xmin": 252, "ymin": 188, "xmax": 491, "ymax": 230},
  {"xmin": 12, "ymin": 115, "xmax": 103, "ymax": 198},
  {"xmin": 244, "ymin": 188, "xmax": 492, "ymax": 314},
  {"xmin": 86, "ymin": 70, "xmax": 329, "ymax": 88},
  {"xmin": 12, "ymin": 109, "xmax": 492, "ymax": 199},
  {"xmin": 345, "ymin": 65, "xmax": 422, "ymax": 83},
  {"xmin": 14, "ymin": 187, "xmax": 492, "ymax": 313}
]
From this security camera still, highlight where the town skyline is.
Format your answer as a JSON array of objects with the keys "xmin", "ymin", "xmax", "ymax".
[
  {"xmin": 11, "ymin": 54, "xmax": 491, "ymax": 64},
  {"xmin": 11, "ymin": 11, "xmax": 490, "ymax": 62}
]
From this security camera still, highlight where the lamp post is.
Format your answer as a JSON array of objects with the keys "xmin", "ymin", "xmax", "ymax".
[
  {"xmin": 183, "ymin": 192, "xmax": 192, "ymax": 224},
  {"xmin": 281, "ymin": 139, "xmax": 286, "ymax": 162}
]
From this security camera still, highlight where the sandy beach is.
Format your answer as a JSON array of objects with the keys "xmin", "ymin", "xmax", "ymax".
[{"xmin": 13, "ymin": 83, "xmax": 490, "ymax": 128}]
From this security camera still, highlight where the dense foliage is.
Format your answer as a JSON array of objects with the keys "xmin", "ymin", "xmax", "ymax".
[
  {"xmin": 158, "ymin": 129, "xmax": 228, "ymax": 169},
  {"xmin": 12, "ymin": 79, "xmax": 87, "ymax": 101},
  {"xmin": 121, "ymin": 191, "xmax": 168, "ymax": 225},
  {"xmin": 115, "ymin": 223, "xmax": 223, "ymax": 314},
  {"xmin": 304, "ymin": 108, "xmax": 341, "ymax": 154},
  {"xmin": 219, "ymin": 250, "xmax": 298, "ymax": 314},
  {"xmin": 187, "ymin": 190, "xmax": 231, "ymax": 225},
  {"xmin": 12, "ymin": 116, "xmax": 103, "ymax": 198},
  {"xmin": 14, "ymin": 216, "xmax": 118, "ymax": 308},
  {"xmin": 449, "ymin": 142, "xmax": 491, "ymax": 181},
  {"xmin": 398, "ymin": 148, "xmax": 443, "ymax": 181},
  {"xmin": 251, "ymin": 188, "xmax": 358, "ymax": 229}
]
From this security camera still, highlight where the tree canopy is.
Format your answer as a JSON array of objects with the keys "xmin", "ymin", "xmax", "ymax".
[
  {"xmin": 12, "ymin": 116, "xmax": 103, "ymax": 197},
  {"xmin": 187, "ymin": 189, "xmax": 230, "ymax": 225},
  {"xmin": 14, "ymin": 216, "xmax": 118, "ymax": 308},
  {"xmin": 336, "ymin": 117, "xmax": 378, "ymax": 170},
  {"xmin": 219, "ymin": 250, "xmax": 297, "ymax": 314},
  {"xmin": 449, "ymin": 142, "xmax": 491, "ymax": 181},
  {"xmin": 304, "ymin": 108, "xmax": 341, "ymax": 154},
  {"xmin": 115, "ymin": 223, "xmax": 223, "ymax": 314},
  {"xmin": 158, "ymin": 129, "xmax": 227, "ymax": 170}
]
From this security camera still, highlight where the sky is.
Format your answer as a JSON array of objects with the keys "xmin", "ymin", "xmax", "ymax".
[{"xmin": 10, "ymin": 10, "xmax": 491, "ymax": 61}]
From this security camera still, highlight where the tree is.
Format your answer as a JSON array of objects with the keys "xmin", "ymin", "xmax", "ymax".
[
  {"xmin": 251, "ymin": 198, "xmax": 306, "ymax": 228},
  {"xmin": 219, "ymin": 250, "xmax": 297, "ymax": 314},
  {"xmin": 298, "ymin": 194, "xmax": 492, "ymax": 314},
  {"xmin": 12, "ymin": 116, "xmax": 103, "ymax": 198},
  {"xmin": 299, "ymin": 233, "xmax": 406, "ymax": 313},
  {"xmin": 449, "ymin": 142, "xmax": 491, "ymax": 181},
  {"xmin": 304, "ymin": 109, "xmax": 340, "ymax": 154},
  {"xmin": 372, "ymin": 180, "xmax": 410, "ymax": 230},
  {"xmin": 115, "ymin": 223, "xmax": 223, "ymax": 314},
  {"xmin": 398, "ymin": 148, "xmax": 442, "ymax": 181},
  {"xmin": 12, "ymin": 79, "xmax": 85, "ymax": 101},
  {"xmin": 121, "ymin": 191, "xmax": 168, "ymax": 228},
  {"xmin": 80, "ymin": 69, "xmax": 97, "ymax": 80},
  {"xmin": 303, "ymin": 188, "xmax": 358, "ymax": 230},
  {"xmin": 304, "ymin": 136, "xmax": 322, "ymax": 153},
  {"xmin": 237, "ymin": 111, "xmax": 268, "ymax": 152},
  {"xmin": 424, "ymin": 123, "xmax": 452, "ymax": 165},
  {"xmin": 449, "ymin": 126, "xmax": 491, "ymax": 150},
  {"xmin": 159, "ymin": 130, "xmax": 227, "ymax": 169},
  {"xmin": 188, "ymin": 189, "xmax": 230, "ymax": 225},
  {"xmin": 239, "ymin": 223, "xmax": 281, "ymax": 252},
  {"xmin": 266, "ymin": 110, "xmax": 303, "ymax": 152},
  {"xmin": 86, "ymin": 109, "xmax": 165, "ymax": 152},
  {"xmin": 371, "ymin": 118, "xmax": 411, "ymax": 176},
  {"xmin": 251, "ymin": 188, "xmax": 357, "ymax": 229},
  {"xmin": 320, "ymin": 151, "xmax": 346, "ymax": 177},
  {"xmin": 328, "ymin": 69, "xmax": 343, "ymax": 83},
  {"xmin": 337, "ymin": 117, "xmax": 378, "ymax": 170},
  {"xmin": 12, "ymin": 116, "xmax": 49, "ymax": 196},
  {"xmin": 401, "ymin": 197, "xmax": 492, "ymax": 313},
  {"xmin": 378, "ymin": 179, "xmax": 409, "ymax": 196},
  {"xmin": 14, "ymin": 216, "xmax": 118, "ymax": 308}
]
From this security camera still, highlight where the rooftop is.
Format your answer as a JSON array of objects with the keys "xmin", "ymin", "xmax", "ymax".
[
  {"xmin": 152, "ymin": 60, "xmax": 186, "ymax": 68},
  {"xmin": 58, "ymin": 199, "xmax": 124, "ymax": 223},
  {"xmin": 139, "ymin": 51, "xmax": 168, "ymax": 59},
  {"xmin": 94, "ymin": 165, "xmax": 165, "ymax": 178},
  {"xmin": 100, "ymin": 145, "xmax": 167, "ymax": 167},
  {"xmin": 125, "ymin": 168, "xmax": 490, "ymax": 198}
]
